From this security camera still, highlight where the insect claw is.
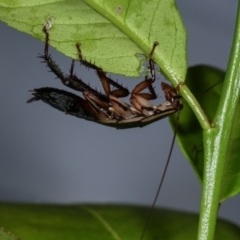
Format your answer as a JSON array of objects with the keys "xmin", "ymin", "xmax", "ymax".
[
  {"xmin": 26, "ymin": 90, "xmax": 40, "ymax": 103},
  {"xmin": 176, "ymin": 82, "xmax": 185, "ymax": 93}
]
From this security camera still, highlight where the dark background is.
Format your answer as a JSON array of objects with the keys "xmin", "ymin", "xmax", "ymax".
[{"xmin": 1, "ymin": 0, "xmax": 239, "ymax": 225}]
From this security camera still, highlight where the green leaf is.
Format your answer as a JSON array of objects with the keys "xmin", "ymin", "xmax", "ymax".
[
  {"xmin": 0, "ymin": 228, "xmax": 18, "ymax": 240},
  {"xmin": 172, "ymin": 65, "xmax": 240, "ymax": 202},
  {"xmin": 0, "ymin": 0, "xmax": 187, "ymax": 79},
  {"xmin": 171, "ymin": 65, "xmax": 224, "ymax": 181},
  {"xmin": 0, "ymin": 203, "xmax": 239, "ymax": 240}
]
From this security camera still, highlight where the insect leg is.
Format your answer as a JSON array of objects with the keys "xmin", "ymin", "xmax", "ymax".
[
  {"xmin": 39, "ymin": 26, "xmax": 68, "ymax": 81},
  {"xmin": 149, "ymin": 41, "xmax": 159, "ymax": 77},
  {"xmin": 40, "ymin": 27, "xmax": 108, "ymax": 101},
  {"xmin": 138, "ymin": 41, "xmax": 160, "ymax": 100},
  {"xmin": 130, "ymin": 42, "xmax": 160, "ymax": 115},
  {"xmin": 161, "ymin": 82, "xmax": 183, "ymax": 110},
  {"xmin": 75, "ymin": 43, "xmax": 129, "ymax": 98},
  {"xmin": 26, "ymin": 87, "xmax": 108, "ymax": 121},
  {"xmin": 69, "ymin": 59, "xmax": 75, "ymax": 78}
]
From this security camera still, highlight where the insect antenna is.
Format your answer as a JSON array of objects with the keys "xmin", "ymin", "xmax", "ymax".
[
  {"xmin": 138, "ymin": 42, "xmax": 183, "ymax": 240},
  {"xmin": 196, "ymin": 79, "xmax": 223, "ymax": 98},
  {"xmin": 139, "ymin": 107, "xmax": 181, "ymax": 240}
]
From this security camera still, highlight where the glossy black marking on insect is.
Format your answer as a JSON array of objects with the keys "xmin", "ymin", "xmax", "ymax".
[{"xmin": 27, "ymin": 88, "xmax": 96, "ymax": 120}]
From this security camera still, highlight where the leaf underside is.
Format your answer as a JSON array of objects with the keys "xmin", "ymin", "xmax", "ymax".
[{"xmin": 0, "ymin": 0, "xmax": 187, "ymax": 80}]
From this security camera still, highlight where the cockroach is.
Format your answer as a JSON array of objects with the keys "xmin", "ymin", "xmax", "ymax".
[
  {"xmin": 27, "ymin": 23, "xmax": 184, "ymax": 240},
  {"xmin": 27, "ymin": 26, "xmax": 183, "ymax": 129}
]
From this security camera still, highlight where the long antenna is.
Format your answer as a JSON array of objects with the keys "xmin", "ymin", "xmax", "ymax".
[{"xmin": 139, "ymin": 109, "xmax": 181, "ymax": 240}]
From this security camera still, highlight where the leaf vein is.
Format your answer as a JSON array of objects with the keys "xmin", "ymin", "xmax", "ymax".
[{"xmin": 83, "ymin": 206, "xmax": 122, "ymax": 240}]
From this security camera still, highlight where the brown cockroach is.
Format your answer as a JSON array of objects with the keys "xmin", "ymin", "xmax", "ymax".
[
  {"xmin": 27, "ymin": 26, "xmax": 183, "ymax": 129},
  {"xmin": 27, "ymin": 23, "xmax": 183, "ymax": 240}
]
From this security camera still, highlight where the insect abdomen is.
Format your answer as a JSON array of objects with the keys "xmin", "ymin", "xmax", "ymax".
[{"xmin": 27, "ymin": 87, "xmax": 96, "ymax": 121}]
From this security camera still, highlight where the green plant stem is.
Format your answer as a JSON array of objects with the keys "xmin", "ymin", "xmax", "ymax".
[
  {"xmin": 197, "ymin": 2, "xmax": 240, "ymax": 240},
  {"xmin": 179, "ymin": 84, "xmax": 211, "ymax": 130}
]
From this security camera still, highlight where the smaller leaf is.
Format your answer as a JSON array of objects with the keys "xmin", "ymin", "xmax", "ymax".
[
  {"xmin": 170, "ymin": 65, "xmax": 224, "ymax": 182},
  {"xmin": 171, "ymin": 65, "xmax": 240, "ymax": 202}
]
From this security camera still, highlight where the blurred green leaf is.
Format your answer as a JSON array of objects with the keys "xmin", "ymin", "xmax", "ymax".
[
  {"xmin": 0, "ymin": 203, "xmax": 239, "ymax": 240},
  {"xmin": 0, "ymin": 228, "xmax": 18, "ymax": 240}
]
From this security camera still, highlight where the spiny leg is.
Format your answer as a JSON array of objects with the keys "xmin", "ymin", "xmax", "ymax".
[
  {"xmin": 69, "ymin": 59, "xmax": 75, "ymax": 78},
  {"xmin": 76, "ymin": 42, "xmax": 102, "ymax": 72},
  {"xmin": 67, "ymin": 59, "xmax": 112, "ymax": 115},
  {"xmin": 75, "ymin": 43, "xmax": 129, "ymax": 119},
  {"xmin": 144, "ymin": 41, "xmax": 159, "ymax": 97},
  {"xmin": 41, "ymin": 26, "xmax": 78, "ymax": 86},
  {"xmin": 43, "ymin": 26, "xmax": 50, "ymax": 56},
  {"xmin": 132, "ymin": 41, "xmax": 160, "ymax": 101},
  {"xmin": 40, "ymin": 26, "xmax": 68, "ymax": 82},
  {"xmin": 130, "ymin": 42, "xmax": 160, "ymax": 115},
  {"xmin": 67, "ymin": 57, "xmax": 108, "ymax": 99},
  {"xmin": 41, "ymin": 27, "xmax": 107, "ymax": 100},
  {"xmin": 148, "ymin": 41, "xmax": 159, "ymax": 83},
  {"xmin": 75, "ymin": 42, "xmax": 144, "ymax": 120},
  {"xmin": 75, "ymin": 42, "xmax": 129, "ymax": 98},
  {"xmin": 31, "ymin": 26, "xmax": 112, "ymax": 120}
]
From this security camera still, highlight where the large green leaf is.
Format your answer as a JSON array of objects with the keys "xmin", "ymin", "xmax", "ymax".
[
  {"xmin": 172, "ymin": 65, "xmax": 240, "ymax": 202},
  {"xmin": 0, "ymin": 203, "xmax": 239, "ymax": 240},
  {"xmin": 0, "ymin": 228, "xmax": 18, "ymax": 240},
  {"xmin": 0, "ymin": 0, "xmax": 186, "ymax": 80}
]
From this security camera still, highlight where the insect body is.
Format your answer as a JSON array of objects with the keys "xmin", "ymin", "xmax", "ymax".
[
  {"xmin": 27, "ymin": 26, "xmax": 183, "ymax": 128},
  {"xmin": 27, "ymin": 24, "xmax": 184, "ymax": 240}
]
